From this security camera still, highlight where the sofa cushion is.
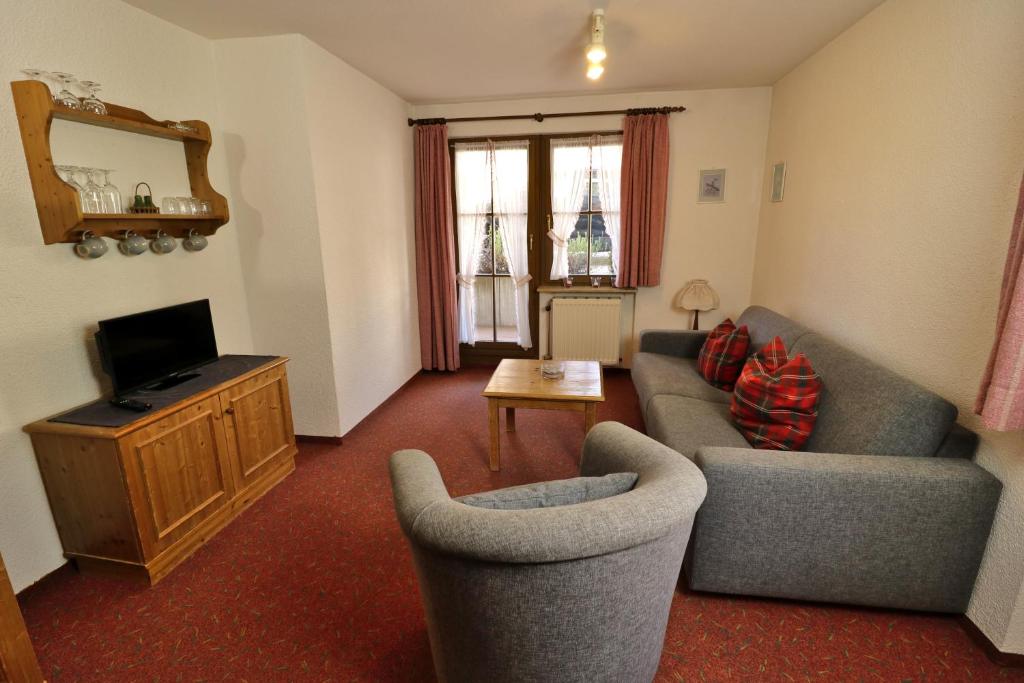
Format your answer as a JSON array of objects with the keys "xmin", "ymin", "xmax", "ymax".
[
  {"xmin": 736, "ymin": 306, "xmax": 811, "ymax": 354},
  {"xmin": 632, "ymin": 353, "xmax": 733, "ymax": 418},
  {"xmin": 646, "ymin": 394, "xmax": 751, "ymax": 460},
  {"xmin": 731, "ymin": 337, "xmax": 822, "ymax": 451},
  {"xmin": 455, "ymin": 472, "xmax": 639, "ymax": 510},
  {"xmin": 697, "ymin": 319, "xmax": 750, "ymax": 391},
  {"xmin": 790, "ymin": 333, "xmax": 957, "ymax": 456}
]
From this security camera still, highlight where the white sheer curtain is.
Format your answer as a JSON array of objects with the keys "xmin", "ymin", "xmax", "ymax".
[
  {"xmin": 593, "ymin": 135, "xmax": 623, "ymax": 279},
  {"xmin": 491, "ymin": 141, "xmax": 532, "ymax": 349},
  {"xmin": 454, "ymin": 144, "xmax": 490, "ymax": 345},
  {"xmin": 548, "ymin": 138, "xmax": 591, "ymax": 280}
]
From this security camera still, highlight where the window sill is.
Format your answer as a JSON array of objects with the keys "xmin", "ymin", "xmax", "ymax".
[{"xmin": 537, "ymin": 285, "xmax": 637, "ymax": 294}]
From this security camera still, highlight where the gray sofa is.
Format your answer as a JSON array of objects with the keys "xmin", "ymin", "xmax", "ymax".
[
  {"xmin": 390, "ymin": 422, "xmax": 707, "ymax": 683},
  {"xmin": 632, "ymin": 305, "xmax": 1002, "ymax": 613}
]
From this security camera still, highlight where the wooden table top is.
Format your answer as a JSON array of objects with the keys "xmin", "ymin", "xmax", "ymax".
[{"xmin": 482, "ymin": 359, "xmax": 604, "ymax": 402}]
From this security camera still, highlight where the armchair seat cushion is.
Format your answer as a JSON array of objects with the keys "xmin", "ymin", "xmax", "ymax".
[
  {"xmin": 456, "ymin": 472, "xmax": 638, "ymax": 510},
  {"xmin": 632, "ymin": 352, "xmax": 732, "ymax": 419}
]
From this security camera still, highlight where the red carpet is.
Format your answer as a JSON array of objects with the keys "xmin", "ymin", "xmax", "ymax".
[{"xmin": 17, "ymin": 367, "xmax": 1023, "ymax": 681}]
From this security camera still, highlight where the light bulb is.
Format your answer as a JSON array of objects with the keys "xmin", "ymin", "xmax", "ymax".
[
  {"xmin": 586, "ymin": 62, "xmax": 605, "ymax": 80},
  {"xmin": 586, "ymin": 43, "xmax": 607, "ymax": 63}
]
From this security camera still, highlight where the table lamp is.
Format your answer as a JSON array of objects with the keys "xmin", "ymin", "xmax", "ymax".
[{"xmin": 674, "ymin": 279, "xmax": 719, "ymax": 330}]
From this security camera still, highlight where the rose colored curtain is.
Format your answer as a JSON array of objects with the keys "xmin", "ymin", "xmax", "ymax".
[
  {"xmin": 616, "ymin": 112, "xmax": 670, "ymax": 288},
  {"xmin": 414, "ymin": 124, "xmax": 459, "ymax": 371},
  {"xmin": 976, "ymin": 171, "xmax": 1024, "ymax": 429}
]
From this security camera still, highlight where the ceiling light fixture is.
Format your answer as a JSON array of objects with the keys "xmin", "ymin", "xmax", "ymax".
[{"xmin": 586, "ymin": 9, "xmax": 606, "ymax": 80}]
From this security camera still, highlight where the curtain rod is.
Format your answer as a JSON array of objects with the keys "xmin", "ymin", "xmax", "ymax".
[{"xmin": 407, "ymin": 105, "xmax": 685, "ymax": 127}]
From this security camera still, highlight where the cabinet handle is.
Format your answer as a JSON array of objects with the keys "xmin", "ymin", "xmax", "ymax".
[{"xmin": 224, "ymin": 407, "xmax": 235, "ymax": 415}]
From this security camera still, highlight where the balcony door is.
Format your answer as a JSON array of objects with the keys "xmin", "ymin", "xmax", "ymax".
[{"xmin": 452, "ymin": 137, "xmax": 540, "ymax": 364}]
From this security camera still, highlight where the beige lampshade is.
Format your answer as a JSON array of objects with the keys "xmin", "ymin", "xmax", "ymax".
[{"xmin": 674, "ymin": 279, "xmax": 719, "ymax": 312}]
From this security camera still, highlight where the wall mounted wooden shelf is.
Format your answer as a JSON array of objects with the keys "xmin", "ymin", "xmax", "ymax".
[{"xmin": 10, "ymin": 79, "xmax": 229, "ymax": 245}]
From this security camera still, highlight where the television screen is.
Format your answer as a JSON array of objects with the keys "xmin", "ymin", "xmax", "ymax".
[{"xmin": 96, "ymin": 300, "xmax": 219, "ymax": 394}]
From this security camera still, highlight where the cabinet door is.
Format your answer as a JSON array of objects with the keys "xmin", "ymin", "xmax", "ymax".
[
  {"xmin": 119, "ymin": 397, "xmax": 233, "ymax": 558},
  {"xmin": 219, "ymin": 366, "xmax": 296, "ymax": 492}
]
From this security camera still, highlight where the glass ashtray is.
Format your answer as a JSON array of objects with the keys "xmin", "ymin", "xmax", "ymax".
[{"xmin": 541, "ymin": 361, "xmax": 564, "ymax": 379}]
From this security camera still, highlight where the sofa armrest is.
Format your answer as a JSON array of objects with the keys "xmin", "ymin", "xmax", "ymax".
[
  {"xmin": 688, "ymin": 447, "xmax": 1001, "ymax": 612},
  {"xmin": 638, "ymin": 329, "xmax": 708, "ymax": 358}
]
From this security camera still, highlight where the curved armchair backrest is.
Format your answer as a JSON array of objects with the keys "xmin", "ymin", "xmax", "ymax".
[{"xmin": 390, "ymin": 421, "xmax": 707, "ymax": 683}]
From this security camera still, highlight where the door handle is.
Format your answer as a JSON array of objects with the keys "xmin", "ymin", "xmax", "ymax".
[
  {"xmin": 529, "ymin": 234, "xmax": 533, "ymax": 250},
  {"xmin": 224, "ymin": 407, "xmax": 235, "ymax": 415}
]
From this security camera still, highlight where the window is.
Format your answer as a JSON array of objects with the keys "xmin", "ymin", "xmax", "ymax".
[{"xmin": 548, "ymin": 135, "xmax": 622, "ymax": 282}]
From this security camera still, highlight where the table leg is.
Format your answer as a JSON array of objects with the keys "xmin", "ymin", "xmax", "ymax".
[
  {"xmin": 488, "ymin": 399, "xmax": 500, "ymax": 471},
  {"xmin": 505, "ymin": 407, "xmax": 516, "ymax": 432},
  {"xmin": 584, "ymin": 402, "xmax": 597, "ymax": 434}
]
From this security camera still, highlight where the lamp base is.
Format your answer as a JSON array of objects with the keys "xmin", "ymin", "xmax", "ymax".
[{"xmin": 692, "ymin": 310, "xmax": 700, "ymax": 330}]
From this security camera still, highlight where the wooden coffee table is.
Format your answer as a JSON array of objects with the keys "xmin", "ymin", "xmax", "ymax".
[{"xmin": 482, "ymin": 359, "xmax": 605, "ymax": 471}]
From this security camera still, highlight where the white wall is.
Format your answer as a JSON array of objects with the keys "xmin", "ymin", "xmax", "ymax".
[
  {"xmin": 299, "ymin": 39, "xmax": 420, "ymax": 435},
  {"xmin": 412, "ymin": 87, "xmax": 773, "ymax": 349},
  {"xmin": 213, "ymin": 35, "xmax": 341, "ymax": 437},
  {"xmin": 0, "ymin": 0, "xmax": 254, "ymax": 591},
  {"xmin": 750, "ymin": 0, "xmax": 1024, "ymax": 653},
  {"xmin": 215, "ymin": 35, "xmax": 419, "ymax": 437}
]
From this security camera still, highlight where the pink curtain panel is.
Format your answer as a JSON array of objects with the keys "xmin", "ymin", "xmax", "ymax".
[
  {"xmin": 617, "ymin": 112, "xmax": 670, "ymax": 288},
  {"xmin": 976, "ymin": 171, "xmax": 1024, "ymax": 430},
  {"xmin": 414, "ymin": 124, "xmax": 460, "ymax": 371}
]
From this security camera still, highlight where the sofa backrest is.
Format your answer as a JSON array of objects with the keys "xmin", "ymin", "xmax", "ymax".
[
  {"xmin": 790, "ymin": 333, "xmax": 957, "ymax": 456},
  {"xmin": 736, "ymin": 306, "xmax": 811, "ymax": 352},
  {"xmin": 737, "ymin": 306, "xmax": 960, "ymax": 457}
]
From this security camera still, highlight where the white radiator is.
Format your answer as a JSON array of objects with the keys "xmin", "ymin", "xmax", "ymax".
[{"xmin": 550, "ymin": 297, "xmax": 622, "ymax": 364}]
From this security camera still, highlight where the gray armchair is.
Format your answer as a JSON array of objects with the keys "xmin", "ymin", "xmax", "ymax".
[{"xmin": 389, "ymin": 421, "xmax": 707, "ymax": 683}]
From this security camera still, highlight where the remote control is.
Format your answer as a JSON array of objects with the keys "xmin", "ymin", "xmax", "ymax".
[{"xmin": 109, "ymin": 397, "xmax": 152, "ymax": 412}]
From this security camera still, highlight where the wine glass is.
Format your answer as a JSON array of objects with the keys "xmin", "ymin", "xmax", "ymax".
[
  {"xmin": 55, "ymin": 165, "xmax": 86, "ymax": 210},
  {"xmin": 49, "ymin": 72, "xmax": 81, "ymax": 109},
  {"xmin": 78, "ymin": 81, "xmax": 107, "ymax": 115},
  {"xmin": 97, "ymin": 169, "xmax": 122, "ymax": 213},
  {"xmin": 78, "ymin": 168, "xmax": 103, "ymax": 213}
]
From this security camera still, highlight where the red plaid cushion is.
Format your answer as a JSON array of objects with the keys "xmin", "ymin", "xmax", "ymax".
[
  {"xmin": 730, "ymin": 336, "xmax": 822, "ymax": 451},
  {"xmin": 697, "ymin": 319, "xmax": 750, "ymax": 391}
]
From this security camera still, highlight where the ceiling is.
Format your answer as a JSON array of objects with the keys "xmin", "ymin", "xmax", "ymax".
[{"xmin": 123, "ymin": 0, "xmax": 885, "ymax": 104}]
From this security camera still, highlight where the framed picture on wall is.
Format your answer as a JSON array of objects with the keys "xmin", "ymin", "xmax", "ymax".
[
  {"xmin": 698, "ymin": 169, "xmax": 726, "ymax": 202},
  {"xmin": 771, "ymin": 162, "xmax": 786, "ymax": 202}
]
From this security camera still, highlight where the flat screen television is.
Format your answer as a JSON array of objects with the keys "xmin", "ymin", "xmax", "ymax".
[{"xmin": 95, "ymin": 299, "xmax": 219, "ymax": 395}]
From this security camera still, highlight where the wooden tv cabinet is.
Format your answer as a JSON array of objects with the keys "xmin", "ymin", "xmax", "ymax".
[{"xmin": 23, "ymin": 357, "xmax": 297, "ymax": 586}]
